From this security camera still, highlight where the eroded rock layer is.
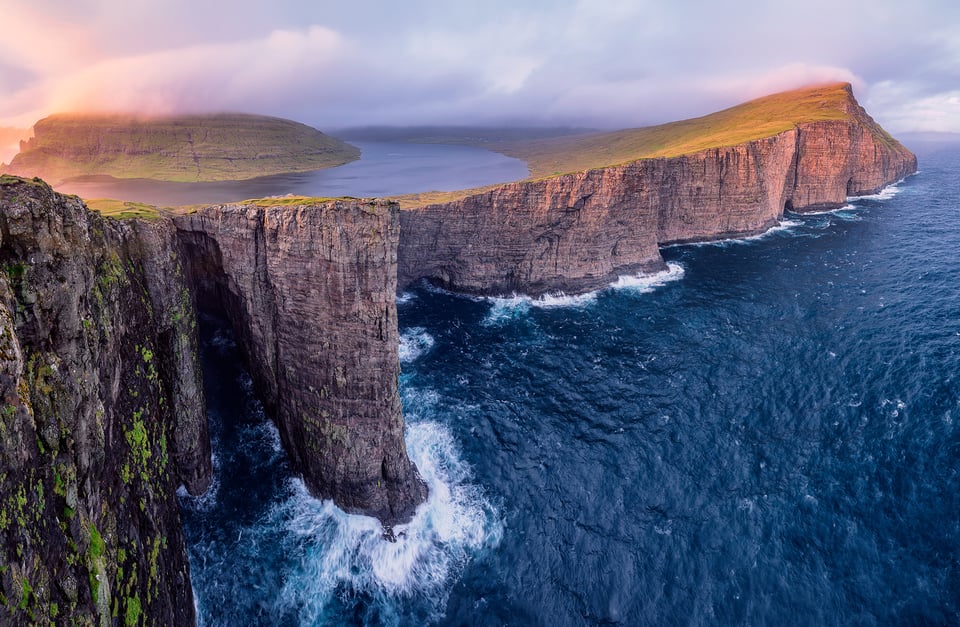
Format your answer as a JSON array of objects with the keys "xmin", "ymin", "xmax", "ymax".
[
  {"xmin": 174, "ymin": 201, "xmax": 426, "ymax": 525},
  {"xmin": 0, "ymin": 177, "xmax": 209, "ymax": 625}
]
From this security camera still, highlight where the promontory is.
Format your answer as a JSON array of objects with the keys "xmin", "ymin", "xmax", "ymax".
[{"xmin": 397, "ymin": 83, "xmax": 916, "ymax": 296}]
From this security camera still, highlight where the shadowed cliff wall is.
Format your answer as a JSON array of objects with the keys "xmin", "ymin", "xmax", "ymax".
[
  {"xmin": 0, "ymin": 177, "xmax": 209, "ymax": 625},
  {"xmin": 174, "ymin": 201, "xmax": 427, "ymax": 526}
]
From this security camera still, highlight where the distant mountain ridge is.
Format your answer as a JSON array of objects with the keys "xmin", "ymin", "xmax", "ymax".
[{"xmin": 3, "ymin": 113, "xmax": 359, "ymax": 183}]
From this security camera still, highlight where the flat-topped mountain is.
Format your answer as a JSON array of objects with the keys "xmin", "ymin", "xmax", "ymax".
[
  {"xmin": 397, "ymin": 82, "xmax": 917, "ymax": 295},
  {"xmin": 4, "ymin": 113, "xmax": 360, "ymax": 183}
]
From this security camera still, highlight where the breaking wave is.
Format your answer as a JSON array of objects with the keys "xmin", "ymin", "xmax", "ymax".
[
  {"xmin": 400, "ymin": 327, "xmax": 436, "ymax": 363},
  {"xmin": 848, "ymin": 180, "xmax": 904, "ymax": 202},
  {"xmin": 610, "ymin": 262, "xmax": 686, "ymax": 292},
  {"xmin": 273, "ymin": 420, "xmax": 502, "ymax": 624}
]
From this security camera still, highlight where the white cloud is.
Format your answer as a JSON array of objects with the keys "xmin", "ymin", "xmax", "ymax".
[{"xmin": 866, "ymin": 82, "xmax": 960, "ymax": 133}]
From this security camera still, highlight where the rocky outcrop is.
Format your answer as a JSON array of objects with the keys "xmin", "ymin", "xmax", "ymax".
[
  {"xmin": 0, "ymin": 176, "xmax": 209, "ymax": 625},
  {"xmin": 398, "ymin": 87, "xmax": 917, "ymax": 296},
  {"xmin": 174, "ymin": 201, "xmax": 426, "ymax": 525},
  {"xmin": 789, "ymin": 119, "xmax": 916, "ymax": 211}
]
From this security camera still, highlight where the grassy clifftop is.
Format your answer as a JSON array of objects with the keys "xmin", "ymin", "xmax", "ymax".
[
  {"xmin": 488, "ymin": 83, "xmax": 892, "ymax": 179},
  {"xmin": 5, "ymin": 113, "xmax": 359, "ymax": 183}
]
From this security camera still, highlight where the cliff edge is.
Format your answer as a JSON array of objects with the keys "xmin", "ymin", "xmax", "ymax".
[
  {"xmin": 398, "ymin": 83, "xmax": 917, "ymax": 296},
  {"xmin": 0, "ymin": 180, "xmax": 426, "ymax": 623}
]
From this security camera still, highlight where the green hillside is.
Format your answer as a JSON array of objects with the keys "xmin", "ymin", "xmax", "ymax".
[
  {"xmin": 489, "ymin": 82, "xmax": 888, "ymax": 179},
  {"xmin": 387, "ymin": 83, "xmax": 904, "ymax": 207},
  {"xmin": 5, "ymin": 113, "xmax": 359, "ymax": 183}
]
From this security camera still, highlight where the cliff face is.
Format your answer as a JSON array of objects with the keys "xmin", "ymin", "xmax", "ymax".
[
  {"xmin": 174, "ymin": 201, "xmax": 426, "ymax": 525},
  {"xmin": 398, "ymin": 89, "xmax": 917, "ymax": 297},
  {"xmin": 0, "ymin": 177, "xmax": 209, "ymax": 625},
  {"xmin": 0, "ymin": 182, "xmax": 426, "ymax": 624},
  {"xmin": 789, "ymin": 118, "xmax": 917, "ymax": 211},
  {"xmin": 398, "ymin": 167, "xmax": 665, "ymax": 296}
]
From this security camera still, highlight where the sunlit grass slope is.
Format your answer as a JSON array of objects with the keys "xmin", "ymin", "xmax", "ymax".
[
  {"xmin": 492, "ymin": 83, "xmax": 887, "ymax": 178},
  {"xmin": 6, "ymin": 113, "xmax": 359, "ymax": 183},
  {"xmin": 82, "ymin": 198, "xmax": 163, "ymax": 220}
]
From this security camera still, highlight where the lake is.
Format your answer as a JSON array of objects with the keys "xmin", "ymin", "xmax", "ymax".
[{"xmin": 54, "ymin": 141, "xmax": 529, "ymax": 205}]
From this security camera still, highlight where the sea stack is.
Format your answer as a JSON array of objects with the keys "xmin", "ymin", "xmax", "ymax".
[{"xmin": 174, "ymin": 201, "xmax": 427, "ymax": 525}]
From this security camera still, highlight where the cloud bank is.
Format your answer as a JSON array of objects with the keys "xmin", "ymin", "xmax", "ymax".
[{"xmin": 1, "ymin": 0, "xmax": 958, "ymax": 140}]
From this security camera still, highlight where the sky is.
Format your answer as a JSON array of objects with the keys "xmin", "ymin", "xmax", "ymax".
[{"xmin": 1, "ymin": 0, "xmax": 958, "ymax": 152}]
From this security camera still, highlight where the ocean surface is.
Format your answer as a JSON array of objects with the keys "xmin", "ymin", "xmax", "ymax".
[
  {"xmin": 179, "ymin": 142, "xmax": 960, "ymax": 625},
  {"xmin": 53, "ymin": 141, "xmax": 528, "ymax": 205}
]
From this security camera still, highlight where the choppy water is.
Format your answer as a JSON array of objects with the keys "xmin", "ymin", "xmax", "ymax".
[
  {"xmin": 54, "ymin": 141, "xmax": 528, "ymax": 205},
  {"xmin": 181, "ymin": 142, "xmax": 960, "ymax": 625}
]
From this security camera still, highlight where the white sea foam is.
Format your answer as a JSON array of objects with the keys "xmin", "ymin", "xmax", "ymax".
[
  {"xmin": 239, "ymin": 419, "xmax": 284, "ymax": 465},
  {"xmin": 480, "ymin": 290, "xmax": 598, "ymax": 325},
  {"xmin": 848, "ymin": 181, "xmax": 902, "ymax": 202},
  {"xmin": 532, "ymin": 291, "xmax": 600, "ymax": 308},
  {"xmin": 396, "ymin": 291, "xmax": 417, "ymax": 305},
  {"xmin": 731, "ymin": 219, "xmax": 802, "ymax": 242},
  {"xmin": 399, "ymin": 327, "xmax": 435, "ymax": 363},
  {"xmin": 273, "ymin": 419, "xmax": 502, "ymax": 623},
  {"xmin": 177, "ymin": 450, "xmax": 221, "ymax": 512},
  {"xmin": 797, "ymin": 203, "xmax": 858, "ymax": 216},
  {"xmin": 401, "ymin": 386, "xmax": 441, "ymax": 415},
  {"xmin": 610, "ymin": 262, "xmax": 685, "ymax": 292},
  {"xmin": 481, "ymin": 297, "xmax": 531, "ymax": 326},
  {"xmin": 667, "ymin": 218, "xmax": 803, "ymax": 249},
  {"xmin": 480, "ymin": 263, "xmax": 690, "ymax": 324}
]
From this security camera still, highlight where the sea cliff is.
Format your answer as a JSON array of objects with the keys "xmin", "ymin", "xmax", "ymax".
[
  {"xmin": 0, "ymin": 176, "xmax": 208, "ymax": 625},
  {"xmin": 0, "ymin": 82, "xmax": 918, "ymax": 624},
  {"xmin": 0, "ymin": 180, "xmax": 423, "ymax": 623},
  {"xmin": 398, "ymin": 85, "xmax": 917, "ymax": 296},
  {"xmin": 174, "ymin": 202, "xmax": 426, "ymax": 525}
]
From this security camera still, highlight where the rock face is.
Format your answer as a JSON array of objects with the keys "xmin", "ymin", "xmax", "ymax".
[
  {"xmin": 0, "ymin": 177, "xmax": 209, "ymax": 625},
  {"xmin": 398, "ymin": 168, "xmax": 666, "ymax": 296},
  {"xmin": 174, "ymin": 201, "xmax": 426, "ymax": 525},
  {"xmin": 398, "ymin": 87, "xmax": 917, "ymax": 296}
]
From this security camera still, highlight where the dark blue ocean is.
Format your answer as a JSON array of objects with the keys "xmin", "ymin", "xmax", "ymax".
[{"xmin": 180, "ymin": 142, "xmax": 960, "ymax": 625}]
